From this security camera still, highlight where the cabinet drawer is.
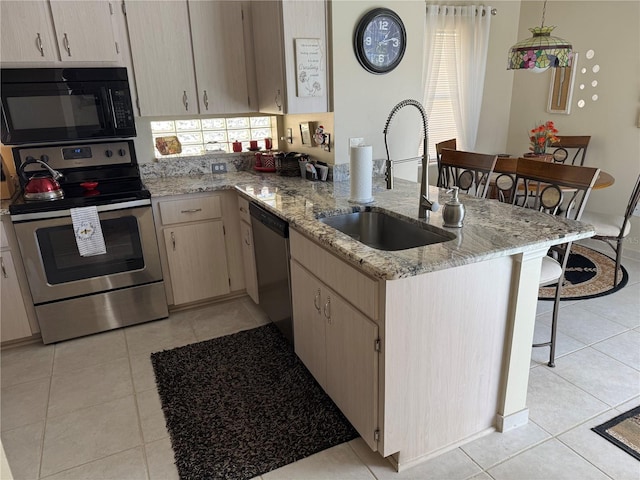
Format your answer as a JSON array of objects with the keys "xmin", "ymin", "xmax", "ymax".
[
  {"xmin": 238, "ymin": 196, "xmax": 251, "ymax": 224},
  {"xmin": 290, "ymin": 229, "xmax": 378, "ymax": 320},
  {"xmin": 159, "ymin": 195, "xmax": 222, "ymax": 225}
]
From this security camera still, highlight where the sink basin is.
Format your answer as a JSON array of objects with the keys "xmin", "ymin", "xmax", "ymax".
[{"xmin": 319, "ymin": 211, "xmax": 455, "ymax": 251}]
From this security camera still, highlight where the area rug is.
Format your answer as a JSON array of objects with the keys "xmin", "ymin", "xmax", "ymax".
[
  {"xmin": 538, "ymin": 244, "xmax": 628, "ymax": 300},
  {"xmin": 592, "ymin": 405, "xmax": 640, "ymax": 461},
  {"xmin": 150, "ymin": 323, "xmax": 359, "ymax": 480}
]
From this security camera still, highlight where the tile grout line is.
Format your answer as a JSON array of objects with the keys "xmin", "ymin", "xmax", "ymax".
[
  {"xmin": 123, "ymin": 326, "xmax": 153, "ymax": 480},
  {"xmin": 36, "ymin": 343, "xmax": 56, "ymax": 479}
]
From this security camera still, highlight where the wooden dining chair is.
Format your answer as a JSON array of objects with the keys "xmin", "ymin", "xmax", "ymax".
[
  {"xmin": 435, "ymin": 139, "xmax": 456, "ymax": 186},
  {"xmin": 492, "ymin": 156, "xmax": 518, "ymax": 203},
  {"xmin": 580, "ymin": 173, "xmax": 640, "ymax": 286},
  {"xmin": 549, "ymin": 135, "xmax": 591, "ymax": 166},
  {"xmin": 511, "ymin": 158, "xmax": 600, "ymax": 367},
  {"xmin": 438, "ymin": 149, "xmax": 497, "ymax": 198}
]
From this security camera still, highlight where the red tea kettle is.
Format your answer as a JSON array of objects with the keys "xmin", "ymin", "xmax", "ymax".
[{"xmin": 18, "ymin": 158, "xmax": 65, "ymax": 201}]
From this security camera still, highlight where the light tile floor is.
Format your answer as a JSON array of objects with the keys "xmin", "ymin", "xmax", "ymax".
[{"xmin": 2, "ymin": 243, "xmax": 639, "ymax": 480}]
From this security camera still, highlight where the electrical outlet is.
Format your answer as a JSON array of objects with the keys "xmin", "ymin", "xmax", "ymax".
[
  {"xmin": 211, "ymin": 163, "xmax": 227, "ymax": 173},
  {"xmin": 349, "ymin": 137, "xmax": 364, "ymax": 149}
]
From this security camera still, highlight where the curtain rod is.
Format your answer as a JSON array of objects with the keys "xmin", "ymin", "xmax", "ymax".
[{"xmin": 427, "ymin": 6, "xmax": 498, "ymax": 16}]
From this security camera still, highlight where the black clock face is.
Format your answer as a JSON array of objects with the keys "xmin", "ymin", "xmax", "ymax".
[{"xmin": 354, "ymin": 8, "xmax": 406, "ymax": 74}]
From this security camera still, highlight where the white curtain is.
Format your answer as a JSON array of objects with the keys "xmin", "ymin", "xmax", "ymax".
[{"xmin": 422, "ymin": 5, "xmax": 492, "ymax": 151}]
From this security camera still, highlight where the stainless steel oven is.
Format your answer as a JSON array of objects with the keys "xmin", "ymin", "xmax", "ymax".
[{"xmin": 9, "ymin": 140, "xmax": 168, "ymax": 343}]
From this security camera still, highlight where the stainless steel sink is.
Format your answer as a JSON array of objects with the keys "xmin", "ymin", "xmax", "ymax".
[{"xmin": 319, "ymin": 211, "xmax": 455, "ymax": 251}]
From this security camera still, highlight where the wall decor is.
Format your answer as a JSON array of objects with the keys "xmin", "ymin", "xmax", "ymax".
[
  {"xmin": 295, "ymin": 38, "xmax": 324, "ymax": 98},
  {"xmin": 548, "ymin": 53, "xmax": 578, "ymax": 114},
  {"xmin": 299, "ymin": 122, "xmax": 312, "ymax": 145},
  {"xmin": 353, "ymin": 8, "xmax": 406, "ymax": 74}
]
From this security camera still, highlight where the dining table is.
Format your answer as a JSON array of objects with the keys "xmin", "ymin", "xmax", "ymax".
[{"xmin": 494, "ymin": 156, "xmax": 615, "ymax": 190}]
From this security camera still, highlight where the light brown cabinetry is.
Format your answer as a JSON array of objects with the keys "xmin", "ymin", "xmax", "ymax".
[
  {"xmin": 0, "ymin": 220, "xmax": 33, "ymax": 342},
  {"xmin": 250, "ymin": 0, "xmax": 328, "ymax": 114},
  {"xmin": 124, "ymin": 0, "xmax": 252, "ymax": 116},
  {"xmin": 238, "ymin": 197, "xmax": 259, "ymax": 304},
  {"xmin": 155, "ymin": 194, "xmax": 232, "ymax": 306},
  {"xmin": 290, "ymin": 230, "xmax": 379, "ymax": 450},
  {"xmin": 0, "ymin": 0, "xmax": 119, "ymax": 64}
]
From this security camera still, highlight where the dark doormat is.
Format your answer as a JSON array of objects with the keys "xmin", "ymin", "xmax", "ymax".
[
  {"xmin": 151, "ymin": 323, "xmax": 359, "ymax": 480},
  {"xmin": 592, "ymin": 405, "xmax": 640, "ymax": 461},
  {"xmin": 539, "ymin": 244, "xmax": 629, "ymax": 300}
]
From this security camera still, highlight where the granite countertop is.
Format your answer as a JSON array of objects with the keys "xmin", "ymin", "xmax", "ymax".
[{"xmin": 143, "ymin": 172, "xmax": 595, "ymax": 280}]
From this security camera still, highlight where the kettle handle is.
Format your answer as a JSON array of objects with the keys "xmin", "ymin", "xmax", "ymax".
[{"xmin": 18, "ymin": 158, "xmax": 64, "ymax": 182}]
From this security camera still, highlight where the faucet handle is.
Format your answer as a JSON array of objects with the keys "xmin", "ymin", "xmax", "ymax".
[{"xmin": 422, "ymin": 195, "xmax": 440, "ymax": 212}]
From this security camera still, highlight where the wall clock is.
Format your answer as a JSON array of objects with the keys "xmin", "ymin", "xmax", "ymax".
[{"xmin": 354, "ymin": 8, "xmax": 406, "ymax": 74}]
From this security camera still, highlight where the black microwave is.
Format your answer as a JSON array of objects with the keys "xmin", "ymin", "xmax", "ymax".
[{"xmin": 1, "ymin": 67, "xmax": 136, "ymax": 145}]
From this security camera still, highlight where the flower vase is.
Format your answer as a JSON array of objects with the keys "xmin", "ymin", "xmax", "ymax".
[{"xmin": 524, "ymin": 151, "xmax": 553, "ymax": 162}]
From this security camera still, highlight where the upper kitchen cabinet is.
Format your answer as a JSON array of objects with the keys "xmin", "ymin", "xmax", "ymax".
[
  {"xmin": 250, "ymin": 0, "xmax": 328, "ymax": 114},
  {"xmin": 124, "ymin": 0, "xmax": 253, "ymax": 117},
  {"xmin": 124, "ymin": 0, "xmax": 196, "ymax": 116},
  {"xmin": 189, "ymin": 1, "xmax": 251, "ymax": 114},
  {"xmin": 0, "ymin": 0, "xmax": 120, "ymax": 64}
]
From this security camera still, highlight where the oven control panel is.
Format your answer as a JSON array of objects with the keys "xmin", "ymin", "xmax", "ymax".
[{"xmin": 14, "ymin": 140, "xmax": 135, "ymax": 173}]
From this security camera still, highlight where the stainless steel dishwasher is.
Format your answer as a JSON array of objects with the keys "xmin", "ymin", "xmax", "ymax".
[{"xmin": 249, "ymin": 202, "xmax": 293, "ymax": 343}]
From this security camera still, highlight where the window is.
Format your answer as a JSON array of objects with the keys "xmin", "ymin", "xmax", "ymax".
[
  {"xmin": 427, "ymin": 31, "xmax": 459, "ymax": 161},
  {"xmin": 150, "ymin": 116, "xmax": 277, "ymax": 157}
]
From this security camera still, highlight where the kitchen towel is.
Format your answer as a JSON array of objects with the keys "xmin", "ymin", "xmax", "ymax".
[
  {"xmin": 70, "ymin": 206, "xmax": 107, "ymax": 256},
  {"xmin": 349, "ymin": 145, "xmax": 373, "ymax": 203}
]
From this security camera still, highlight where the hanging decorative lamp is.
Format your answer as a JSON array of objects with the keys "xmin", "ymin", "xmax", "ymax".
[{"xmin": 507, "ymin": 0, "xmax": 573, "ymax": 71}]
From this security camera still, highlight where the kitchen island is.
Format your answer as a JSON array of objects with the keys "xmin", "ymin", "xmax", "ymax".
[{"xmin": 143, "ymin": 171, "xmax": 594, "ymax": 471}]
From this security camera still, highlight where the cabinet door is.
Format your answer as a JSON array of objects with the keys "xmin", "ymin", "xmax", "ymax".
[
  {"xmin": 164, "ymin": 221, "xmax": 230, "ymax": 305},
  {"xmin": 1, "ymin": 252, "xmax": 33, "ymax": 342},
  {"xmin": 250, "ymin": 0, "xmax": 285, "ymax": 114},
  {"xmin": 240, "ymin": 220, "xmax": 259, "ymax": 304},
  {"xmin": 189, "ymin": 1, "xmax": 250, "ymax": 114},
  {"xmin": 325, "ymin": 287, "xmax": 379, "ymax": 450},
  {"xmin": 0, "ymin": 1, "xmax": 57, "ymax": 62},
  {"xmin": 125, "ymin": 0, "xmax": 197, "ymax": 116},
  {"xmin": 291, "ymin": 261, "xmax": 326, "ymax": 388},
  {"xmin": 49, "ymin": 0, "xmax": 118, "ymax": 62}
]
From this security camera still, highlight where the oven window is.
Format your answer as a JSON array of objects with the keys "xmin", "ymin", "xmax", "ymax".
[{"xmin": 36, "ymin": 216, "xmax": 144, "ymax": 285}]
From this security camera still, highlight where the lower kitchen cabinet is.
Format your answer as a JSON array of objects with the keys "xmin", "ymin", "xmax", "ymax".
[
  {"xmin": 153, "ymin": 192, "xmax": 244, "ymax": 307},
  {"xmin": 163, "ymin": 221, "xmax": 230, "ymax": 305},
  {"xmin": 239, "ymin": 220, "xmax": 259, "ymax": 304},
  {"xmin": 0, "ymin": 219, "xmax": 34, "ymax": 343},
  {"xmin": 290, "ymin": 232, "xmax": 379, "ymax": 450},
  {"xmin": 237, "ymin": 196, "xmax": 258, "ymax": 304},
  {"xmin": 1, "ymin": 249, "xmax": 32, "ymax": 342}
]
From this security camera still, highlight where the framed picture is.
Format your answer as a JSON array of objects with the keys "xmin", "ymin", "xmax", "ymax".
[
  {"xmin": 299, "ymin": 122, "xmax": 312, "ymax": 145},
  {"xmin": 548, "ymin": 53, "xmax": 578, "ymax": 114}
]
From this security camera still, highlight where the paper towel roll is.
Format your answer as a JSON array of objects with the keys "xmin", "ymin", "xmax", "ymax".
[{"xmin": 350, "ymin": 145, "xmax": 373, "ymax": 203}]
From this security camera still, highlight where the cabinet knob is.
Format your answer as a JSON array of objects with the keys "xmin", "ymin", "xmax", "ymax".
[
  {"xmin": 313, "ymin": 289, "xmax": 321, "ymax": 313},
  {"xmin": 63, "ymin": 33, "xmax": 71, "ymax": 56},
  {"xmin": 36, "ymin": 33, "xmax": 44, "ymax": 56},
  {"xmin": 171, "ymin": 231, "xmax": 176, "ymax": 251},
  {"xmin": 323, "ymin": 296, "xmax": 331, "ymax": 323},
  {"xmin": 275, "ymin": 89, "xmax": 282, "ymax": 112},
  {"xmin": 1, "ymin": 257, "xmax": 7, "ymax": 279}
]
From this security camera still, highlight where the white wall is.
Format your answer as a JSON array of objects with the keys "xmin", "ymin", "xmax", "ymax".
[
  {"xmin": 331, "ymin": 0, "xmax": 522, "ymax": 183},
  {"xmin": 506, "ymin": 1, "xmax": 640, "ymax": 255},
  {"xmin": 331, "ymin": 1, "xmax": 426, "ymax": 181}
]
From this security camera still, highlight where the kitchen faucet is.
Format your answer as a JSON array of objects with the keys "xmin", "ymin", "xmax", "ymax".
[{"xmin": 383, "ymin": 99, "xmax": 439, "ymax": 218}]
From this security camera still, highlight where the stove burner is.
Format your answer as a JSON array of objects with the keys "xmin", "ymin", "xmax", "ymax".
[{"xmin": 9, "ymin": 140, "xmax": 149, "ymax": 217}]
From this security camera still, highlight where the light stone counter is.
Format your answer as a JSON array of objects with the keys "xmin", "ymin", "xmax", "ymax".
[{"xmin": 142, "ymin": 172, "xmax": 595, "ymax": 280}]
